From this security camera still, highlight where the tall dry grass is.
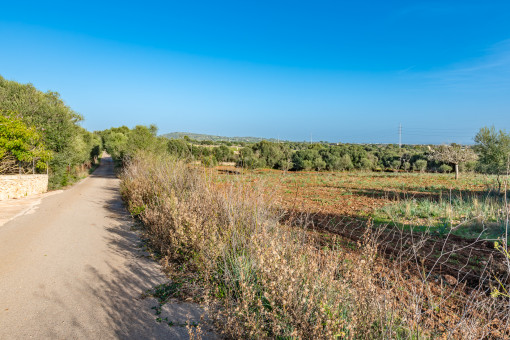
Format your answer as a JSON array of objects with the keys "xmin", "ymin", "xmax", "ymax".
[{"xmin": 121, "ymin": 152, "xmax": 509, "ymax": 339}]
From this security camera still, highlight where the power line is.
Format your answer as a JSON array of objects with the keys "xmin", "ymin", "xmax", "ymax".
[{"xmin": 399, "ymin": 123, "xmax": 402, "ymax": 149}]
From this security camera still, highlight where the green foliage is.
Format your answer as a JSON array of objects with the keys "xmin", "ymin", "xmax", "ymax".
[
  {"xmin": 359, "ymin": 157, "xmax": 374, "ymax": 170},
  {"xmin": 292, "ymin": 148, "xmax": 324, "ymax": 170},
  {"xmin": 104, "ymin": 132, "xmax": 128, "ymax": 160},
  {"xmin": 100, "ymin": 125, "xmax": 167, "ymax": 162},
  {"xmin": 0, "ymin": 75, "xmax": 100, "ymax": 187},
  {"xmin": 0, "ymin": 112, "xmax": 52, "ymax": 172},
  {"xmin": 390, "ymin": 159, "xmax": 401, "ymax": 171},
  {"xmin": 167, "ymin": 139, "xmax": 192, "ymax": 159},
  {"xmin": 413, "ymin": 159, "xmax": 427, "ymax": 172},
  {"xmin": 491, "ymin": 241, "xmax": 510, "ymax": 300},
  {"xmin": 202, "ymin": 154, "xmax": 218, "ymax": 167},
  {"xmin": 438, "ymin": 164, "xmax": 453, "ymax": 173},
  {"xmin": 214, "ymin": 145, "xmax": 234, "ymax": 162},
  {"xmin": 474, "ymin": 126, "xmax": 510, "ymax": 175}
]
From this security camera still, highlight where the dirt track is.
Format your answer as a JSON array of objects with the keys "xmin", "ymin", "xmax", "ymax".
[{"xmin": 0, "ymin": 156, "xmax": 215, "ymax": 339}]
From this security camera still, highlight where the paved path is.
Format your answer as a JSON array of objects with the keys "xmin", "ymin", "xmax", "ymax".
[
  {"xmin": 0, "ymin": 190, "xmax": 62, "ymax": 227},
  {"xmin": 0, "ymin": 157, "xmax": 215, "ymax": 339}
]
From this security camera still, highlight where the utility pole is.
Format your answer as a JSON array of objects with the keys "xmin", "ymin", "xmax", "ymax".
[{"xmin": 398, "ymin": 123, "xmax": 402, "ymax": 149}]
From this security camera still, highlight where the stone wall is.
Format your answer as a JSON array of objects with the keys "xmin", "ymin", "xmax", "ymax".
[{"xmin": 0, "ymin": 174, "xmax": 49, "ymax": 200}]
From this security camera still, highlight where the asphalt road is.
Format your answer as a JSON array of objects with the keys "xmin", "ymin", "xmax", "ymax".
[{"xmin": 0, "ymin": 156, "xmax": 214, "ymax": 339}]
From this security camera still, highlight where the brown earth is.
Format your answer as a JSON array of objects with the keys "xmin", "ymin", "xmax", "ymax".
[{"xmin": 213, "ymin": 166, "xmax": 507, "ymax": 290}]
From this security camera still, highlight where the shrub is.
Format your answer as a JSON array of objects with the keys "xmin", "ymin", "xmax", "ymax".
[
  {"xmin": 390, "ymin": 159, "xmax": 401, "ymax": 171},
  {"xmin": 359, "ymin": 157, "xmax": 373, "ymax": 170},
  {"xmin": 338, "ymin": 154, "xmax": 354, "ymax": 171},
  {"xmin": 413, "ymin": 159, "xmax": 427, "ymax": 172},
  {"xmin": 202, "ymin": 154, "xmax": 218, "ymax": 167},
  {"xmin": 0, "ymin": 112, "xmax": 52, "ymax": 173},
  {"xmin": 439, "ymin": 164, "xmax": 453, "ymax": 173}
]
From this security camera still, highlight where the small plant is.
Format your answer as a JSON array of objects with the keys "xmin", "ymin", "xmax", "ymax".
[{"xmin": 491, "ymin": 241, "xmax": 510, "ymax": 299}]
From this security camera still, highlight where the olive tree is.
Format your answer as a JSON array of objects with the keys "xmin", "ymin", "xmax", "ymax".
[
  {"xmin": 474, "ymin": 126, "xmax": 510, "ymax": 193},
  {"xmin": 474, "ymin": 127, "xmax": 510, "ymax": 175},
  {"xmin": 428, "ymin": 144, "xmax": 477, "ymax": 180}
]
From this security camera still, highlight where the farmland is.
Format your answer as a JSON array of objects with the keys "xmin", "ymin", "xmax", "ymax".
[
  {"xmin": 102, "ymin": 126, "xmax": 510, "ymax": 337},
  {"xmin": 212, "ymin": 167, "xmax": 509, "ymax": 288},
  {"xmin": 122, "ymin": 154, "xmax": 510, "ymax": 338},
  {"xmin": 212, "ymin": 167, "xmax": 499, "ymax": 234}
]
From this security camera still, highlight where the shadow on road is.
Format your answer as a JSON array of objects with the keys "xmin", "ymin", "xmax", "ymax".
[{"xmin": 78, "ymin": 156, "xmax": 216, "ymax": 339}]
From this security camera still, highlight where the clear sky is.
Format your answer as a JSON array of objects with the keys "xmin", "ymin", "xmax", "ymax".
[{"xmin": 1, "ymin": 1, "xmax": 509, "ymax": 144}]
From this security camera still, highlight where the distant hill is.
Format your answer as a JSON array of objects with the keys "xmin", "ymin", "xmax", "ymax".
[{"xmin": 161, "ymin": 132, "xmax": 280, "ymax": 143}]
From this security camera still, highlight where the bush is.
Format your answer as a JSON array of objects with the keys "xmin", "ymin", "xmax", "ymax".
[
  {"xmin": 0, "ymin": 113, "xmax": 51, "ymax": 173},
  {"xmin": 359, "ymin": 157, "xmax": 373, "ymax": 170},
  {"xmin": 202, "ymin": 154, "xmax": 218, "ymax": 167},
  {"xmin": 413, "ymin": 159, "xmax": 427, "ymax": 172},
  {"xmin": 213, "ymin": 145, "xmax": 233, "ymax": 162},
  {"xmin": 439, "ymin": 164, "xmax": 453, "ymax": 173},
  {"xmin": 390, "ymin": 159, "xmax": 401, "ymax": 171}
]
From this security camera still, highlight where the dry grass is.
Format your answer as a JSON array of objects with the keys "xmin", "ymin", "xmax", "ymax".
[{"xmin": 121, "ymin": 152, "xmax": 509, "ymax": 339}]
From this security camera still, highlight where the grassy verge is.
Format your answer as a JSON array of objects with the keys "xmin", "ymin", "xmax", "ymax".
[{"xmin": 120, "ymin": 152, "xmax": 509, "ymax": 339}]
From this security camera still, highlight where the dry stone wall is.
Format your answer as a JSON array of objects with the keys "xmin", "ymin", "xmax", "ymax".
[{"xmin": 0, "ymin": 175, "xmax": 48, "ymax": 200}]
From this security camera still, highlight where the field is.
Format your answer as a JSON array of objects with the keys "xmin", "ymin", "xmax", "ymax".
[
  {"xmin": 213, "ymin": 167, "xmax": 496, "ymax": 227},
  {"xmin": 122, "ymin": 154, "xmax": 510, "ymax": 338},
  {"xmin": 213, "ymin": 167, "xmax": 509, "ymax": 287}
]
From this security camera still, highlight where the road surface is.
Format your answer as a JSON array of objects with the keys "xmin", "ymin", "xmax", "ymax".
[{"xmin": 0, "ymin": 156, "xmax": 215, "ymax": 339}]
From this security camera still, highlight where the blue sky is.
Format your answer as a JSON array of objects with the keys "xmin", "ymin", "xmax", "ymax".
[{"xmin": 1, "ymin": 1, "xmax": 509, "ymax": 144}]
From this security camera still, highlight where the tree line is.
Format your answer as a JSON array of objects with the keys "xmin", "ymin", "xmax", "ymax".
[{"xmin": 100, "ymin": 124, "xmax": 510, "ymax": 180}]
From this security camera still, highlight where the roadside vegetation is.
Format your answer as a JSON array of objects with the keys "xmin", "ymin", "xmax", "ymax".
[
  {"xmin": 121, "ymin": 152, "xmax": 510, "ymax": 339},
  {"xmin": 0, "ymin": 75, "xmax": 102, "ymax": 188},
  {"xmin": 99, "ymin": 123, "xmax": 510, "ymax": 338},
  {"xmin": 103, "ymin": 122, "xmax": 510, "ymax": 338}
]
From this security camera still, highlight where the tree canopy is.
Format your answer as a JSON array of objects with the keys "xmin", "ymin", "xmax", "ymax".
[
  {"xmin": 474, "ymin": 126, "xmax": 510, "ymax": 175},
  {"xmin": 0, "ymin": 75, "xmax": 101, "ymax": 187}
]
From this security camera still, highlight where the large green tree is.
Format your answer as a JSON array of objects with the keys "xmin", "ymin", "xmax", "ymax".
[{"xmin": 0, "ymin": 75, "xmax": 101, "ymax": 188}]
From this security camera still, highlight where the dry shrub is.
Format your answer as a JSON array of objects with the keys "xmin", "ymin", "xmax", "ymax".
[{"xmin": 121, "ymin": 152, "xmax": 509, "ymax": 339}]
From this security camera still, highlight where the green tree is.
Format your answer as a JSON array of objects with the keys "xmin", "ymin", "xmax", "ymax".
[
  {"xmin": 214, "ymin": 145, "xmax": 233, "ymax": 162},
  {"xmin": 104, "ymin": 132, "xmax": 128, "ymax": 160},
  {"xmin": 0, "ymin": 113, "xmax": 52, "ymax": 173},
  {"xmin": 167, "ymin": 139, "xmax": 192, "ymax": 159},
  {"xmin": 474, "ymin": 127, "xmax": 510, "ymax": 175},
  {"xmin": 390, "ymin": 159, "xmax": 401, "ymax": 172},
  {"xmin": 338, "ymin": 154, "xmax": 354, "ymax": 171},
  {"xmin": 428, "ymin": 144, "xmax": 477, "ymax": 180},
  {"xmin": 125, "ymin": 125, "xmax": 167, "ymax": 158},
  {"xmin": 474, "ymin": 126, "xmax": 510, "ymax": 193},
  {"xmin": 413, "ymin": 159, "xmax": 427, "ymax": 172},
  {"xmin": 0, "ymin": 75, "xmax": 98, "ymax": 188}
]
